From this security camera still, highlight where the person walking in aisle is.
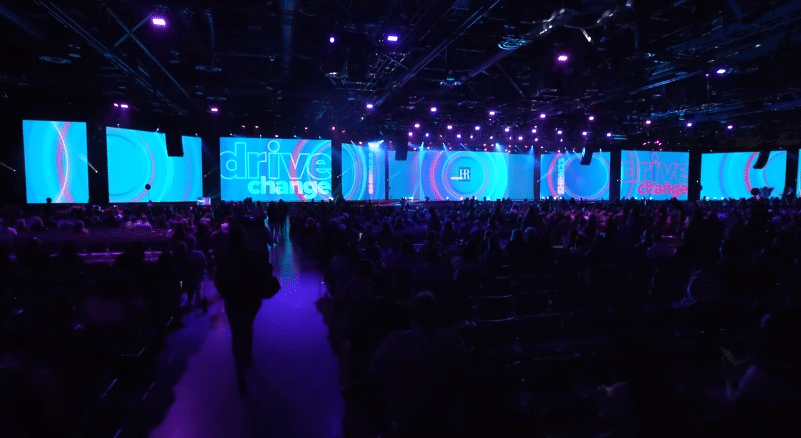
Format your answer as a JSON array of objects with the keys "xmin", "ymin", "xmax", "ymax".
[{"xmin": 215, "ymin": 225, "xmax": 281, "ymax": 393}]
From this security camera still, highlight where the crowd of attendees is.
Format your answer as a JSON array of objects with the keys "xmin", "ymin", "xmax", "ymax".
[{"xmin": 2, "ymin": 194, "xmax": 800, "ymax": 437}]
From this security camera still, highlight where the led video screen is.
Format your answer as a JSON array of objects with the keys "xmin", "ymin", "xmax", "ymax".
[
  {"xmin": 701, "ymin": 151, "xmax": 786, "ymax": 199},
  {"xmin": 540, "ymin": 151, "xmax": 611, "ymax": 200},
  {"xmin": 621, "ymin": 151, "xmax": 690, "ymax": 200},
  {"xmin": 107, "ymin": 128, "xmax": 203, "ymax": 203},
  {"xmin": 342, "ymin": 141, "xmax": 386, "ymax": 201},
  {"xmin": 388, "ymin": 149, "xmax": 534, "ymax": 200},
  {"xmin": 23, "ymin": 120, "xmax": 89, "ymax": 204},
  {"xmin": 220, "ymin": 138, "xmax": 332, "ymax": 202}
]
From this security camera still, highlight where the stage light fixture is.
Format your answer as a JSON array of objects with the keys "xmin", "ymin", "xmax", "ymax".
[
  {"xmin": 152, "ymin": 16, "xmax": 166, "ymax": 27},
  {"xmin": 645, "ymin": 120, "xmax": 651, "ymax": 125},
  {"xmin": 242, "ymin": 125, "xmax": 246, "ymax": 128},
  {"xmin": 582, "ymin": 131, "xmax": 587, "ymax": 136},
  {"xmin": 408, "ymin": 132, "xmax": 413, "ymax": 136},
  {"xmin": 210, "ymin": 107, "xmax": 219, "ymax": 112},
  {"xmin": 255, "ymin": 125, "xmax": 259, "ymax": 129},
  {"xmin": 366, "ymin": 103, "xmax": 374, "ymax": 109},
  {"xmin": 531, "ymin": 129, "xmax": 537, "ymax": 134},
  {"xmin": 425, "ymin": 133, "xmax": 430, "ymax": 137},
  {"xmin": 489, "ymin": 111, "xmax": 496, "ymax": 116},
  {"xmin": 727, "ymin": 125, "xmax": 733, "ymax": 130},
  {"xmin": 329, "ymin": 36, "xmax": 336, "ymax": 43},
  {"xmin": 606, "ymin": 132, "xmax": 612, "ymax": 137},
  {"xmin": 474, "ymin": 125, "xmax": 480, "ymax": 131},
  {"xmin": 588, "ymin": 116, "xmax": 595, "ymax": 121},
  {"xmin": 414, "ymin": 123, "xmax": 420, "ymax": 128},
  {"xmin": 113, "ymin": 103, "xmax": 119, "ymax": 107},
  {"xmin": 504, "ymin": 127, "xmax": 510, "ymax": 132},
  {"xmin": 387, "ymin": 35, "xmax": 399, "ymax": 42},
  {"xmin": 430, "ymin": 107, "xmax": 437, "ymax": 112},
  {"xmin": 686, "ymin": 122, "xmax": 692, "ymax": 127},
  {"xmin": 557, "ymin": 130, "xmax": 562, "ymax": 135},
  {"xmin": 557, "ymin": 55, "xmax": 568, "ymax": 62},
  {"xmin": 447, "ymin": 125, "xmax": 453, "ymax": 130},
  {"xmin": 456, "ymin": 134, "xmax": 461, "ymax": 139},
  {"xmin": 540, "ymin": 113, "xmax": 546, "ymax": 119},
  {"xmin": 716, "ymin": 68, "xmax": 727, "ymax": 75},
  {"xmin": 331, "ymin": 126, "xmax": 336, "ymax": 130},
  {"xmin": 120, "ymin": 104, "xmax": 129, "ymax": 109},
  {"xmin": 518, "ymin": 136, "xmax": 523, "ymax": 141}
]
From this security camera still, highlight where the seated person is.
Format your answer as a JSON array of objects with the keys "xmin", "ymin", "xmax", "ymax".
[
  {"xmin": 371, "ymin": 292, "xmax": 468, "ymax": 436},
  {"xmin": 413, "ymin": 250, "xmax": 452, "ymax": 292}
]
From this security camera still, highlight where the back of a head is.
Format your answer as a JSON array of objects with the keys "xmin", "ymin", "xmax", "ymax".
[
  {"xmin": 185, "ymin": 235, "xmax": 197, "ymax": 251},
  {"xmin": 524, "ymin": 227, "xmax": 537, "ymax": 243},
  {"xmin": 427, "ymin": 231, "xmax": 437, "ymax": 243},
  {"xmin": 410, "ymin": 291, "xmax": 438, "ymax": 329},
  {"xmin": 227, "ymin": 225, "xmax": 248, "ymax": 254},
  {"xmin": 425, "ymin": 249, "xmax": 440, "ymax": 265},
  {"xmin": 510, "ymin": 229, "xmax": 523, "ymax": 242},
  {"xmin": 174, "ymin": 242, "xmax": 188, "ymax": 259}
]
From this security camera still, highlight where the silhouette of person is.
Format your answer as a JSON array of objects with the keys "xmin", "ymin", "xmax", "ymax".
[{"xmin": 214, "ymin": 225, "xmax": 279, "ymax": 392}]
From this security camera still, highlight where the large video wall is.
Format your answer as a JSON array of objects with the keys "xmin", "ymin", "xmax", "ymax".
[
  {"xmin": 220, "ymin": 138, "xmax": 332, "ymax": 202},
  {"xmin": 700, "ymin": 151, "xmax": 787, "ymax": 199},
  {"xmin": 23, "ymin": 120, "xmax": 90, "ymax": 204},
  {"xmin": 107, "ymin": 127, "xmax": 203, "ymax": 203},
  {"xmin": 389, "ymin": 150, "xmax": 534, "ymax": 200},
  {"xmin": 621, "ymin": 151, "xmax": 690, "ymax": 200},
  {"xmin": 342, "ymin": 141, "xmax": 386, "ymax": 201},
  {"xmin": 540, "ymin": 151, "xmax": 611, "ymax": 200}
]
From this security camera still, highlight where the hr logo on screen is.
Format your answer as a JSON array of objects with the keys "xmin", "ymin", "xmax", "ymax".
[
  {"xmin": 622, "ymin": 152, "xmax": 688, "ymax": 197},
  {"xmin": 451, "ymin": 167, "xmax": 471, "ymax": 182},
  {"xmin": 221, "ymin": 141, "xmax": 331, "ymax": 198},
  {"xmin": 556, "ymin": 157, "xmax": 566, "ymax": 195}
]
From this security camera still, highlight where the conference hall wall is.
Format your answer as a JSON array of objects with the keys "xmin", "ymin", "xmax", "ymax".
[
  {"xmin": 621, "ymin": 151, "xmax": 690, "ymax": 200},
  {"xmin": 389, "ymin": 149, "xmax": 534, "ymax": 200},
  {"xmin": 107, "ymin": 127, "xmax": 203, "ymax": 203},
  {"xmin": 220, "ymin": 137, "xmax": 332, "ymax": 202},
  {"xmin": 700, "ymin": 151, "xmax": 787, "ymax": 199},
  {"xmin": 341, "ymin": 141, "xmax": 386, "ymax": 201},
  {"xmin": 22, "ymin": 120, "xmax": 90, "ymax": 204},
  {"xmin": 540, "ymin": 152, "xmax": 611, "ymax": 200}
]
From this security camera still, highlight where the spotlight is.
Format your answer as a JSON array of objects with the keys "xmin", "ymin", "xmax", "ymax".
[
  {"xmin": 557, "ymin": 55, "xmax": 568, "ymax": 62},
  {"xmin": 531, "ymin": 129, "xmax": 537, "ymax": 134},
  {"xmin": 518, "ymin": 136, "xmax": 523, "ymax": 141},
  {"xmin": 414, "ymin": 123, "xmax": 420, "ymax": 128},
  {"xmin": 582, "ymin": 131, "xmax": 587, "ymax": 136},
  {"xmin": 557, "ymin": 130, "xmax": 562, "ymax": 135},
  {"xmin": 489, "ymin": 111, "xmax": 496, "ymax": 116},
  {"xmin": 430, "ymin": 106, "xmax": 437, "ymax": 112},
  {"xmin": 387, "ymin": 35, "xmax": 399, "ymax": 42},
  {"xmin": 540, "ymin": 113, "xmax": 546, "ymax": 119},
  {"xmin": 210, "ymin": 107, "xmax": 219, "ymax": 112},
  {"xmin": 474, "ymin": 125, "xmax": 481, "ymax": 131},
  {"xmin": 242, "ymin": 125, "xmax": 246, "ymax": 128},
  {"xmin": 329, "ymin": 36, "xmax": 335, "ymax": 43},
  {"xmin": 408, "ymin": 132, "xmax": 413, "ymax": 136},
  {"xmin": 504, "ymin": 127, "xmax": 510, "ymax": 133},
  {"xmin": 727, "ymin": 125, "xmax": 734, "ymax": 130},
  {"xmin": 588, "ymin": 116, "xmax": 595, "ymax": 121},
  {"xmin": 686, "ymin": 122, "xmax": 692, "ymax": 127},
  {"xmin": 456, "ymin": 134, "xmax": 461, "ymax": 139},
  {"xmin": 606, "ymin": 132, "xmax": 612, "ymax": 137},
  {"xmin": 366, "ymin": 103, "xmax": 374, "ymax": 109},
  {"xmin": 255, "ymin": 125, "xmax": 259, "ymax": 129},
  {"xmin": 119, "ymin": 104, "xmax": 129, "ymax": 109},
  {"xmin": 331, "ymin": 126, "xmax": 336, "ymax": 130},
  {"xmin": 151, "ymin": 16, "xmax": 167, "ymax": 27},
  {"xmin": 716, "ymin": 68, "xmax": 727, "ymax": 75},
  {"xmin": 304, "ymin": 127, "xmax": 308, "ymax": 130},
  {"xmin": 645, "ymin": 120, "xmax": 651, "ymax": 125},
  {"xmin": 447, "ymin": 125, "xmax": 453, "ymax": 130},
  {"xmin": 113, "ymin": 103, "xmax": 119, "ymax": 107},
  {"xmin": 425, "ymin": 133, "xmax": 430, "ymax": 137}
]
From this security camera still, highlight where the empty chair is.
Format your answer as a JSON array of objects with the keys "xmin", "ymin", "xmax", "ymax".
[
  {"xmin": 515, "ymin": 290, "xmax": 550, "ymax": 317},
  {"xmin": 477, "ymin": 294, "xmax": 515, "ymax": 320},
  {"xmin": 475, "ymin": 317, "xmax": 517, "ymax": 350},
  {"xmin": 518, "ymin": 314, "xmax": 562, "ymax": 344}
]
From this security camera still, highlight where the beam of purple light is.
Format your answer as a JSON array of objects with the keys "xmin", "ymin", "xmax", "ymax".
[{"xmin": 152, "ymin": 17, "xmax": 166, "ymax": 27}]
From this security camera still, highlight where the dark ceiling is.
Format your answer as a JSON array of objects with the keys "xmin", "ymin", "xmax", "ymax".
[{"xmin": 3, "ymin": 0, "xmax": 801, "ymax": 147}]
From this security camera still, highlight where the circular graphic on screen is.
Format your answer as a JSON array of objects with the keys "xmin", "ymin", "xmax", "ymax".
[
  {"xmin": 545, "ymin": 153, "xmax": 610, "ymax": 200},
  {"xmin": 420, "ymin": 151, "xmax": 508, "ymax": 200},
  {"xmin": 342, "ymin": 145, "xmax": 366, "ymax": 201}
]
